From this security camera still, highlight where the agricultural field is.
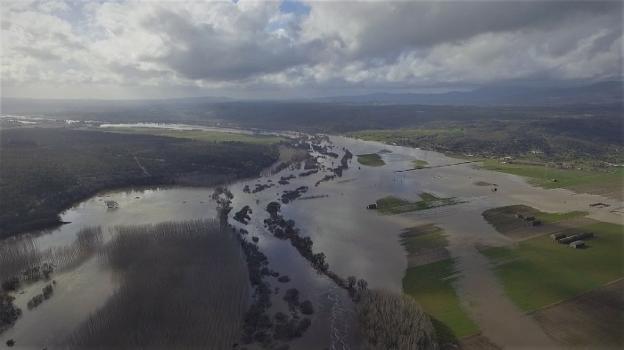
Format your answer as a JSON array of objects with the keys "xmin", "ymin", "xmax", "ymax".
[
  {"xmin": 480, "ymin": 221, "xmax": 624, "ymax": 312},
  {"xmin": 356, "ymin": 153, "xmax": 385, "ymax": 167},
  {"xmin": 399, "ymin": 224, "xmax": 450, "ymax": 267},
  {"xmin": 399, "ymin": 224, "xmax": 477, "ymax": 341},
  {"xmin": 481, "ymin": 160, "xmax": 623, "ymax": 199},
  {"xmin": 403, "ymin": 259, "xmax": 479, "ymax": 340},
  {"xmin": 532, "ymin": 279, "xmax": 623, "ymax": 349},
  {"xmin": 102, "ymin": 127, "xmax": 285, "ymax": 145},
  {"xmin": 349, "ymin": 128, "xmax": 464, "ymax": 144},
  {"xmin": 482, "ymin": 205, "xmax": 588, "ymax": 240},
  {"xmin": 376, "ymin": 193, "xmax": 462, "ymax": 215}
]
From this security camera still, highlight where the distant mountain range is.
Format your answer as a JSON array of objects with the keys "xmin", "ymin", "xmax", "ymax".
[
  {"xmin": 311, "ymin": 81, "xmax": 623, "ymax": 106},
  {"xmin": 2, "ymin": 82, "xmax": 621, "ymax": 116}
]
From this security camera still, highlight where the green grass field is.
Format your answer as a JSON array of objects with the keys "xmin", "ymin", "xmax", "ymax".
[
  {"xmin": 103, "ymin": 127, "xmax": 285, "ymax": 145},
  {"xmin": 412, "ymin": 159, "xmax": 429, "ymax": 168},
  {"xmin": 481, "ymin": 160, "xmax": 623, "ymax": 191},
  {"xmin": 481, "ymin": 221, "xmax": 624, "ymax": 312},
  {"xmin": 535, "ymin": 210, "xmax": 588, "ymax": 224},
  {"xmin": 376, "ymin": 193, "xmax": 461, "ymax": 215},
  {"xmin": 356, "ymin": 153, "xmax": 385, "ymax": 166},
  {"xmin": 349, "ymin": 128, "xmax": 464, "ymax": 142},
  {"xmin": 403, "ymin": 259, "xmax": 479, "ymax": 339},
  {"xmin": 482, "ymin": 205, "xmax": 588, "ymax": 235},
  {"xmin": 400, "ymin": 225, "xmax": 448, "ymax": 255}
]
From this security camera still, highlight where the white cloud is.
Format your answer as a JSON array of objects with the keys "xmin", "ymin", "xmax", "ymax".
[{"xmin": 0, "ymin": 0, "xmax": 621, "ymax": 98}]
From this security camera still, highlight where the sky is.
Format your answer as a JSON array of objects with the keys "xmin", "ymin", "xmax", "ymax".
[{"xmin": 1, "ymin": 0, "xmax": 622, "ymax": 99}]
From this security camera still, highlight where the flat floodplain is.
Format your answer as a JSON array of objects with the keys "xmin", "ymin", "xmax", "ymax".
[
  {"xmin": 403, "ymin": 259, "xmax": 479, "ymax": 340},
  {"xmin": 481, "ymin": 205, "xmax": 589, "ymax": 240},
  {"xmin": 482, "ymin": 160, "xmax": 624, "ymax": 200},
  {"xmin": 2, "ymin": 131, "xmax": 622, "ymax": 349},
  {"xmin": 481, "ymin": 221, "xmax": 624, "ymax": 311},
  {"xmin": 399, "ymin": 224, "xmax": 478, "ymax": 340},
  {"xmin": 532, "ymin": 279, "xmax": 623, "ymax": 348}
]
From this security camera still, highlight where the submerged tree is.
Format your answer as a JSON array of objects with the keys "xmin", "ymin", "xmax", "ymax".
[{"xmin": 212, "ymin": 187, "xmax": 234, "ymax": 226}]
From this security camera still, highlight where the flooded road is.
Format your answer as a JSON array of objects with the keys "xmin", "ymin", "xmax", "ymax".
[{"xmin": 1, "ymin": 132, "xmax": 620, "ymax": 349}]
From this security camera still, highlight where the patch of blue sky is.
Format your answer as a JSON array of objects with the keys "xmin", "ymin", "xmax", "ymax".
[{"xmin": 279, "ymin": 0, "xmax": 310, "ymax": 16}]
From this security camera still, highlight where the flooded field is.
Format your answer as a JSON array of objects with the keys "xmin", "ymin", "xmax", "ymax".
[{"xmin": 1, "ymin": 131, "xmax": 621, "ymax": 349}]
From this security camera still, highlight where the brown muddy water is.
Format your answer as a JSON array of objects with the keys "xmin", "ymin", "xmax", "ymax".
[{"xmin": 1, "ymin": 133, "xmax": 620, "ymax": 349}]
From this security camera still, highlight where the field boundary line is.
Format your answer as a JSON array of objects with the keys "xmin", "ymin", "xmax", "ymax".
[{"xmin": 526, "ymin": 277, "xmax": 624, "ymax": 315}]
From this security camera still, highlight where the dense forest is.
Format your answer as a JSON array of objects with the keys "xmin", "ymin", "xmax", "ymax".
[{"xmin": 0, "ymin": 128, "xmax": 279, "ymax": 238}]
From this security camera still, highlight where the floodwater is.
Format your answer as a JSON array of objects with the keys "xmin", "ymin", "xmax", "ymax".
[
  {"xmin": 98, "ymin": 121, "xmax": 299, "ymax": 138},
  {"xmin": 1, "ymin": 132, "xmax": 621, "ymax": 349}
]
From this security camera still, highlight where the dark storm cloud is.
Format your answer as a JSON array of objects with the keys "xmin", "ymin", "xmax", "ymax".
[
  {"xmin": 304, "ymin": 1, "xmax": 621, "ymax": 59},
  {"xmin": 141, "ymin": 8, "xmax": 313, "ymax": 81}
]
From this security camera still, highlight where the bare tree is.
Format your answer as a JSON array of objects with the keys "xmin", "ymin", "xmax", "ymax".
[{"xmin": 357, "ymin": 290, "xmax": 438, "ymax": 350}]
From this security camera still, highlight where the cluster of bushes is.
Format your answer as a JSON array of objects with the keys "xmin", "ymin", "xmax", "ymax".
[
  {"xmin": 0, "ymin": 293, "xmax": 21, "ymax": 335},
  {"xmin": 21, "ymin": 263, "xmax": 54, "ymax": 282},
  {"xmin": 250, "ymin": 183, "xmax": 275, "ymax": 193},
  {"xmin": 311, "ymin": 143, "xmax": 338, "ymax": 158},
  {"xmin": 238, "ymin": 237, "xmax": 275, "ymax": 346},
  {"xmin": 236, "ymin": 226, "xmax": 316, "ymax": 349},
  {"xmin": 298, "ymin": 169, "xmax": 318, "ymax": 177},
  {"xmin": 264, "ymin": 202, "xmax": 328, "ymax": 272},
  {"xmin": 278, "ymin": 174, "xmax": 296, "ymax": 185},
  {"xmin": 314, "ymin": 174, "xmax": 336, "ymax": 187},
  {"xmin": 273, "ymin": 312, "xmax": 311, "ymax": 342},
  {"xmin": 281, "ymin": 186, "xmax": 308, "ymax": 204},
  {"xmin": 233, "ymin": 206, "xmax": 253, "ymax": 225},
  {"xmin": 26, "ymin": 283, "xmax": 54, "ymax": 310},
  {"xmin": 283, "ymin": 288, "xmax": 314, "ymax": 316}
]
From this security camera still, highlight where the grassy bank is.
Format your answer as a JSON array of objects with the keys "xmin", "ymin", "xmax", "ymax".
[
  {"xmin": 481, "ymin": 221, "xmax": 624, "ymax": 312},
  {"xmin": 356, "ymin": 153, "xmax": 385, "ymax": 167},
  {"xmin": 376, "ymin": 193, "xmax": 462, "ymax": 215}
]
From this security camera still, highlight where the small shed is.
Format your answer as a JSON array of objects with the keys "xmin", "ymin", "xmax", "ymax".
[{"xmin": 569, "ymin": 240, "xmax": 586, "ymax": 249}]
